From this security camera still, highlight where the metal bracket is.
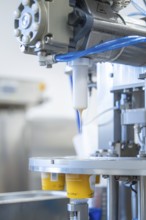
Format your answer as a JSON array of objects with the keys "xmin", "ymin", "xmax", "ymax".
[{"xmin": 121, "ymin": 109, "xmax": 146, "ymax": 125}]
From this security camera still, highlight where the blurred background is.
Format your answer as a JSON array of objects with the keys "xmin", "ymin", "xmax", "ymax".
[{"xmin": 0, "ymin": 1, "xmax": 78, "ymax": 192}]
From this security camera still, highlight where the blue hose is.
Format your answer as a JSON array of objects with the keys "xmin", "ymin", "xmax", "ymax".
[
  {"xmin": 55, "ymin": 36, "xmax": 146, "ymax": 62},
  {"xmin": 69, "ymin": 75, "xmax": 82, "ymax": 133}
]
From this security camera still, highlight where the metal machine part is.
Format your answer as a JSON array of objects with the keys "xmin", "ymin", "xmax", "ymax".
[
  {"xmin": 13, "ymin": 1, "xmax": 146, "ymax": 220},
  {"xmin": 111, "ymin": 0, "xmax": 131, "ymax": 12},
  {"xmin": 138, "ymin": 176, "xmax": 146, "ymax": 220},
  {"xmin": 14, "ymin": 0, "xmax": 72, "ymax": 53},
  {"xmin": 14, "ymin": 0, "xmax": 146, "ymax": 66},
  {"xmin": 68, "ymin": 200, "xmax": 88, "ymax": 220},
  {"xmin": 111, "ymin": 142, "xmax": 140, "ymax": 157},
  {"xmin": 29, "ymin": 156, "xmax": 142, "ymax": 220},
  {"xmin": 69, "ymin": 58, "xmax": 90, "ymax": 111},
  {"xmin": 29, "ymin": 156, "xmax": 146, "ymax": 176},
  {"xmin": 107, "ymin": 176, "xmax": 118, "ymax": 220},
  {"xmin": 0, "ymin": 191, "xmax": 69, "ymax": 220}
]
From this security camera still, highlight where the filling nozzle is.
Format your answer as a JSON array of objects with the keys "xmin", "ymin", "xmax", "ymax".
[{"xmin": 69, "ymin": 58, "xmax": 90, "ymax": 112}]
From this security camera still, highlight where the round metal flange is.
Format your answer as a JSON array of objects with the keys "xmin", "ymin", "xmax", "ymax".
[
  {"xmin": 14, "ymin": 0, "xmax": 47, "ymax": 45},
  {"xmin": 29, "ymin": 156, "xmax": 146, "ymax": 176}
]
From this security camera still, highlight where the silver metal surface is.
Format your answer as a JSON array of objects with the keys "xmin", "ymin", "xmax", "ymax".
[
  {"xmin": 0, "ymin": 190, "xmax": 67, "ymax": 204},
  {"xmin": 131, "ymin": 185, "xmax": 138, "ymax": 220},
  {"xmin": 0, "ymin": 191, "xmax": 69, "ymax": 220},
  {"xmin": 107, "ymin": 176, "xmax": 118, "ymax": 220},
  {"xmin": 14, "ymin": 0, "xmax": 71, "ymax": 51},
  {"xmin": 68, "ymin": 202, "xmax": 88, "ymax": 220},
  {"xmin": 121, "ymin": 109, "xmax": 146, "ymax": 125},
  {"xmin": 0, "ymin": 110, "xmax": 29, "ymax": 192},
  {"xmin": 93, "ymin": 18, "xmax": 146, "ymax": 37},
  {"xmin": 14, "ymin": 0, "xmax": 146, "ymax": 66},
  {"xmin": 88, "ymin": 15, "xmax": 146, "ymax": 66},
  {"xmin": 111, "ymin": 0, "xmax": 131, "ymax": 11},
  {"xmin": 29, "ymin": 156, "xmax": 146, "ymax": 176},
  {"xmin": 138, "ymin": 176, "xmax": 146, "ymax": 220}
]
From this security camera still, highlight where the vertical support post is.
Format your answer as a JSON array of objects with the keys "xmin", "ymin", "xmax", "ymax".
[
  {"xmin": 68, "ymin": 200, "xmax": 88, "ymax": 220},
  {"xmin": 131, "ymin": 184, "xmax": 138, "ymax": 220},
  {"xmin": 138, "ymin": 176, "xmax": 146, "ymax": 220},
  {"xmin": 144, "ymin": 79, "xmax": 146, "ymax": 153},
  {"xmin": 107, "ymin": 176, "xmax": 119, "ymax": 220}
]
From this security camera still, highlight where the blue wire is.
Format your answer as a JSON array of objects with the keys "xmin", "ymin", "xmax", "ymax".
[
  {"xmin": 56, "ymin": 37, "xmax": 130, "ymax": 61},
  {"xmin": 55, "ymin": 36, "xmax": 146, "ymax": 62},
  {"xmin": 69, "ymin": 75, "xmax": 81, "ymax": 133},
  {"xmin": 55, "ymin": 36, "xmax": 145, "ymax": 61}
]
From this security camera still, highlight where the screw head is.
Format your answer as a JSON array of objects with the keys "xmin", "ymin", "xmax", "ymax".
[
  {"xmin": 22, "ymin": 0, "xmax": 30, "ymax": 6},
  {"xmin": 14, "ymin": 29, "xmax": 21, "ymax": 37},
  {"xmin": 33, "ymin": 23, "xmax": 39, "ymax": 31},
  {"xmin": 14, "ymin": 10, "xmax": 21, "ymax": 19},
  {"xmin": 22, "ymin": 35, "xmax": 30, "ymax": 44},
  {"xmin": 32, "ymin": 3, "xmax": 39, "ymax": 13},
  {"xmin": 35, "ymin": 41, "xmax": 42, "ymax": 48},
  {"xmin": 20, "ymin": 45, "xmax": 26, "ymax": 52}
]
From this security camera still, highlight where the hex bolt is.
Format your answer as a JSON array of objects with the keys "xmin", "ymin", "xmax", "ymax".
[
  {"xmin": 20, "ymin": 45, "xmax": 27, "ymax": 53},
  {"xmin": 14, "ymin": 29, "xmax": 21, "ymax": 37},
  {"xmin": 33, "ymin": 23, "xmax": 39, "ymax": 31},
  {"xmin": 22, "ymin": 0, "xmax": 30, "ymax": 6},
  {"xmin": 32, "ymin": 3, "xmax": 39, "ymax": 13},
  {"xmin": 22, "ymin": 35, "xmax": 30, "ymax": 44},
  {"xmin": 14, "ymin": 10, "xmax": 21, "ymax": 19},
  {"xmin": 35, "ymin": 41, "xmax": 42, "ymax": 49}
]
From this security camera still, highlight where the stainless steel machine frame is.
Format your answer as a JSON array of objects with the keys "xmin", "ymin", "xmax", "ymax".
[
  {"xmin": 13, "ymin": 0, "xmax": 146, "ymax": 220},
  {"xmin": 14, "ymin": 0, "xmax": 146, "ymax": 66}
]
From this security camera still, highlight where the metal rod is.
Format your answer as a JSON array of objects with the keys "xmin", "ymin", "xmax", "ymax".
[
  {"xmin": 138, "ymin": 176, "xmax": 146, "ymax": 220},
  {"xmin": 131, "ymin": 184, "xmax": 138, "ymax": 220},
  {"xmin": 141, "ymin": 79, "xmax": 146, "ymax": 154},
  {"xmin": 68, "ymin": 200, "xmax": 89, "ymax": 220},
  {"xmin": 93, "ymin": 19, "xmax": 146, "ymax": 37},
  {"xmin": 107, "ymin": 176, "xmax": 119, "ymax": 220},
  {"xmin": 121, "ymin": 125, "xmax": 128, "ymax": 142}
]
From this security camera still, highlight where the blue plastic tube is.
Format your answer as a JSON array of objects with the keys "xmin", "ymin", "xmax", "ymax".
[
  {"xmin": 55, "ymin": 36, "xmax": 146, "ymax": 62},
  {"xmin": 69, "ymin": 75, "xmax": 82, "ymax": 133}
]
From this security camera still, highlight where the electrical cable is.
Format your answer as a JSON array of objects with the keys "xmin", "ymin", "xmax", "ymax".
[
  {"xmin": 56, "ymin": 37, "xmax": 127, "ymax": 61},
  {"xmin": 69, "ymin": 75, "xmax": 82, "ymax": 133},
  {"xmin": 83, "ymin": 107, "xmax": 118, "ymax": 126},
  {"xmin": 55, "ymin": 36, "xmax": 146, "ymax": 62},
  {"xmin": 130, "ymin": 183, "xmax": 137, "ymax": 194},
  {"xmin": 109, "ymin": 13, "xmax": 126, "ymax": 62}
]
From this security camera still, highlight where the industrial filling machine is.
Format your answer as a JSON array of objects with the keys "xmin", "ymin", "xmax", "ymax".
[{"xmin": 13, "ymin": 0, "xmax": 146, "ymax": 219}]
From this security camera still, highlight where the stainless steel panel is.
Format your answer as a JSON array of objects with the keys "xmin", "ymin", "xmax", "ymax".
[
  {"xmin": 0, "ymin": 191, "xmax": 69, "ymax": 220},
  {"xmin": 122, "ymin": 109, "xmax": 146, "ymax": 125},
  {"xmin": 0, "ymin": 110, "xmax": 29, "ymax": 192}
]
